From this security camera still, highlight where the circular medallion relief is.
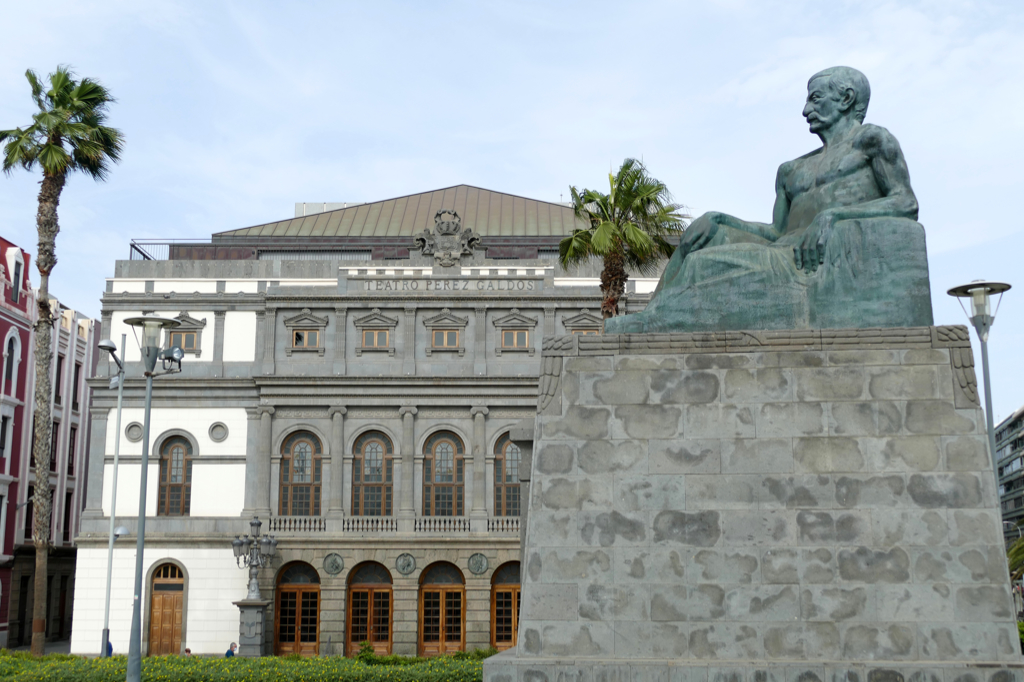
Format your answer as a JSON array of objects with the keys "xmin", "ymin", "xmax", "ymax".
[
  {"xmin": 395, "ymin": 553, "xmax": 416, "ymax": 575},
  {"xmin": 467, "ymin": 553, "xmax": 488, "ymax": 575},
  {"xmin": 323, "ymin": 553, "xmax": 344, "ymax": 576},
  {"xmin": 209, "ymin": 422, "xmax": 229, "ymax": 443},
  {"xmin": 125, "ymin": 422, "xmax": 144, "ymax": 443}
]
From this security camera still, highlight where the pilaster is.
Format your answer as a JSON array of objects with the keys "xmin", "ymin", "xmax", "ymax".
[
  {"xmin": 327, "ymin": 406, "xmax": 346, "ymax": 516},
  {"xmin": 333, "ymin": 307, "xmax": 347, "ymax": 375},
  {"xmin": 255, "ymin": 406, "xmax": 274, "ymax": 516},
  {"xmin": 82, "ymin": 410, "xmax": 109, "ymax": 518},
  {"xmin": 213, "ymin": 310, "xmax": 226, "ymax": 376},
  {"xmin": 399, "ymin": 406, "xmax": 417, "ymax": 531},
  {"xmin": 402, "ymin": 306, "xmax": 416, "ymax": 376},
  {"xmin": 470, "ymin": 405, "xmax": 488, "ymax": 531},
  {"xmin": 474, "ymin": 306, "xmax": 487, "ymax": 376}
]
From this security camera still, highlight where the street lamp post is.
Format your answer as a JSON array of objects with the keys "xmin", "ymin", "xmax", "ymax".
[
  {"xmin": 947, "ymin": 280, "xmax": 1011, "ymax": 492},
  {"xmin": 231, "ymin": 516, "xmax": 277, "ymax": 657},
  {"xmin": 98, "ymin": 334, "xmax": 126, "ymax": 658},
  {"xmin": 123, "ymin": 315, "xmax": 183, "ymax": 682}
]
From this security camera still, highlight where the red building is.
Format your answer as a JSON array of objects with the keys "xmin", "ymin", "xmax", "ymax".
[
  {"xmin": 0, "ymin": 238, "xmax": 35, "ymax": 648},
  {"xmin": 0, "ymin": 236, "xmax": 98, "ymax": 648}
]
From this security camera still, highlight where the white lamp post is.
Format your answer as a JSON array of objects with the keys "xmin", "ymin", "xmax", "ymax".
[
  {"xmin": 122, "ymin": 315, "xmax": 183, "ymax": 682},
  {"xmin": 947, "ymin": 280, "xmax": 1011, "ymax": 491},
  {"xmin": 97, "ymin": 334, "xmax": 127, "ymax": 658}
]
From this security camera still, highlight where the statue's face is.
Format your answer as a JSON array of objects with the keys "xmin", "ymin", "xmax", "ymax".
[{"xmin": 802, "ymin": 76, "xmax": 845, "ymax": 134}]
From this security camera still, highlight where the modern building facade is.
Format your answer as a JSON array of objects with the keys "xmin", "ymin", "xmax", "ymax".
[
  {"xmin": 996, "ymin": 406, "xmax": 1024, "ymax": 543},
  {"xmin": 0, "ymin": 236, "xmax": 98, "ymax": 647},
  {"xmin": 71, "ymin": 185, "xmax": 663, "ymax": 657}
]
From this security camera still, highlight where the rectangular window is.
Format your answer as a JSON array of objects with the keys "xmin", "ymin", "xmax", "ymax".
[
  {"xmin": 54, "ymin": 356, "xmax": 64, "ymax": 405},
  {"xmin": 67, "ymin": 426, "xmax": 76, "ymax": 476},
  {"xmin": 0, "ymin": 415, "xmax": 8, "ymax": 460},
  {"xmin": 362, "ymin": 329, "xmax": 389, "ymax": 348},
  {"xmin": 49, "ymin": 422, "xmax": 59, "ymax": 472},
  {"xmin": 292, "ymin": 329, "xmax": 319, "ymax": 348},
  {"xmin": 72, "ymin": 364, "xmax": 81, "ymax": 411},
  {"xmin": 571, "ymin": 328, "xmax": 600, "ymax": 335},
  {"xmin": 501, "ymin": 330, "xmax": 529, "ymax": 349},
  {"xmin": 24, "ymin": 486, "xmax": 33, "ymax": 539},
  {"xmin": 62, "ymin": 492, "xmax": 73, "ymax": 543},
  {"xmin": 169, "ymin": 331, "xmax": 196, "ymax": 351},
  {"xmin": 11, "ymin": 262, "xmax": 20, "ymax": 303},
  {"xmin": 432, "ymin": 330, "xmax": 459, "ymax": 348}
]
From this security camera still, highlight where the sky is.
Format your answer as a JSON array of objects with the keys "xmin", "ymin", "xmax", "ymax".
[{"xmin": 1, "ymin": 0, "xmax": 1023, "ymax": 419}]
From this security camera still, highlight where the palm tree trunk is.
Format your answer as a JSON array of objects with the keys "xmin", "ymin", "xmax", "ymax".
[
  {"xmin": 30, "ymin": 171, "xmax": 63, "ymax": 656},
  {"xmin": 600, "ymin": 249, "xmax": 629, "ymax": 320}
]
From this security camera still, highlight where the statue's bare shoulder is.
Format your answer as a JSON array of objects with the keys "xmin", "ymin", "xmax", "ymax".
[{"xmin": 852, "ymin": 123, "xmax": 905, "ymax": 163}]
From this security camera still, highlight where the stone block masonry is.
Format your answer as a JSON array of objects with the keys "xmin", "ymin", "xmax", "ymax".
[{"xmin": 485, "ymin": 326, "xmax": 1024, "ymax": 682}]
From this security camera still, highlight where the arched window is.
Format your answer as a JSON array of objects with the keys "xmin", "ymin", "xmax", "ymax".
[
  {"xmin": 275, "ymin": 562, "xmax": 320, "ymax": 656},
  {"xmin": 423, "ymin": 431, "xmax": 465, "ymax": 517},
  {"xmin": 347, "ymin": 562, "xmax": 393, "ymax": 656},
  {"xmin": 158, "ymin": 437, "xmax": 192, "ymax": 516},
  {"xmin": 149, "ymin": 563, "xmax": 185, "ymax": 655},
  {"xmin": 491, "ymin": 562, "xmax": 521, "ymax": 650},
  {"xmin": 4, "ymin": 337, "xmax": 15, "ymax": 396},
  {"xmin": 280, "ymin": 431, "xmax": 323, "ymax": 517},
  {"xmin": 418, "ymin": 562, "xmax": 465, "ymax": 656},
  {"xmin": 352, "ymin": 431, "xmax": 393, "ymax": 516},
  {"xmin": 494, "ymin": 433, "xmax": 521, "ymax": 517}
]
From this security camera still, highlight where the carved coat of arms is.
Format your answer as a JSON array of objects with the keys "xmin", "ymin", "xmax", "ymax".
[{"xmin": 414, "ymin": 209, "xmax": 481, "ymax": 267}]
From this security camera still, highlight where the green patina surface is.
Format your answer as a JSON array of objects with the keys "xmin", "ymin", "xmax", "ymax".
[{"xmin": 607, "ymin": 66, "xmax": 933, "ymax": 334}]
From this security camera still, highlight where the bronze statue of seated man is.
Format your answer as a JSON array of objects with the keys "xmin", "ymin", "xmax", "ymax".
[{"xmin": 606, "ymin": 66, "xmax": 933, "ymax": 335}]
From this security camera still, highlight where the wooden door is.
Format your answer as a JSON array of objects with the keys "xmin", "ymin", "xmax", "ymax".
[
  {"xmin": 418, "ymin": 587, "xmax": 465, "ymax": 656},
  {"xmin": 275, "ymin": 586, "xmax": 319, "ymax": 656},
  {"xmin": 491, "ymin": 585, "xmax": 520, "ymax": 650},
  {"xmin": 148, "ymin": 564, "xmax": 184, "ymax": 655},
  {"xmin": 347, "ymin": 587, "xmax": 392, "ymax": 655}
]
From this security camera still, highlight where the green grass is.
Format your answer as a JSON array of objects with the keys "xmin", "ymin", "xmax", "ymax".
[{"xmin": 0, "ymin": 648, "xmax": 498, "ymax": 681}]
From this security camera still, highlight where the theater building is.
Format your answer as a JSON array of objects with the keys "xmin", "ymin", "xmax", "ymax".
[{"xmin": 70, "ymin": 185, "xmax": 661, "ymax": 656}]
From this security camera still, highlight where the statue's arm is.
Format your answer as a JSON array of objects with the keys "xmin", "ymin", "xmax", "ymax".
[
  {"xmin": 826, "ymin": 125, "xmax": 919, "ymax": 222},
  {"xmin": 712, "ymin": 164, "xmax": 790, "ymax": 241}
]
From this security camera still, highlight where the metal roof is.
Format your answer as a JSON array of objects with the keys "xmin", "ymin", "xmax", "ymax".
[{"xmin": 214, "ymin": 185, "xmax": 587, "ymax": 239}]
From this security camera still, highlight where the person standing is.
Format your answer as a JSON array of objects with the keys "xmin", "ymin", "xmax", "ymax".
[{"xmin": 225, "ymin": 643, "xmax": 237, "ymax": 658}]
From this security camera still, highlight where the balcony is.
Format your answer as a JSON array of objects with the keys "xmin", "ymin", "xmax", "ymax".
[{"xmin": 264, "ymin": 515, "xmax": 518, "ymax": 536}]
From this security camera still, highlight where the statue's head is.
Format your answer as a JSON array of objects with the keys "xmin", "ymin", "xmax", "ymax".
[{"xmin": 804, "ymin": 66, "xmax": 870, "ymax": 133}]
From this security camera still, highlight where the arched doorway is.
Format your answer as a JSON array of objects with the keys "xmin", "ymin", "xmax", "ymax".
[
  {"xmin": 418, "ymin": 562, "xmax": 465, "ymax": 656},
  {"xmin": 346, "ymin": 562, "xmax": 393, "ymax": 656},
  {"xmin": 274, "ymin": 562, "xmax": 320, "ymax": 656},
  {"xmin": 491, "ymin": 562, "xmax": 520, "ymax": 650},
  {"xmin": 148, "ymin": 563, "xmax": 184, "ymax": 655}
]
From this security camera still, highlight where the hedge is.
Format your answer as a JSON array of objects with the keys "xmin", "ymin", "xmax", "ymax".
[{"xmin": 0, "ymin": 648, "xmax": 495, "ymax": 682}]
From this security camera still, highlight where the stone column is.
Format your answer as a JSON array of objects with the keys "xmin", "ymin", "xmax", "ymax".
[
  {"xmin": 470, "ymin": 406, "xmax": 488, "ymax": 530},
  {"xmin": 256, "ymin": 406, "xmax": 274, "ymax": 516},
  {"xmin": 399, "ymin": 406, "xmax": 417, "ymax": 530},
  {"xmin": 328, "ymin": 406, "xmax": 346, "ymax": 516},
  {"xmin": 334, "ymin": 307, "xmax": 347, "ymax": 375},
  {"xmin": 82, "ymin": 410, "xmax": 109, "ymax": 519},
  {"xmin": 402, "ymin": 306, "xmax": 416, "ymax": 376},
  {"xmin": 474, "ymin": 306, "xmax": 487, "ymax": 376},
  {"xmin": 544, "ymin": 304, "xmax": 556, "ymax": 338},
  {"xmin": 213, "ymin": 311, "xmax": 226, "ymax": 377}
]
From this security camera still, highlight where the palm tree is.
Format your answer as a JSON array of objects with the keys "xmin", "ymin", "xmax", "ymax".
[
  {"xmin": 1, "ymin": 65, "xmax": 123, "ymax": 656},
  {"xmin": 559, "ymin": 158, "xmax": 688, "ymax": 320}
]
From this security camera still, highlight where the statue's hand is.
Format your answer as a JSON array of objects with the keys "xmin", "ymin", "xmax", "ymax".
[
  {"xmin": 681, "ymin": 213, "xmax": 720, "ymax": 253},
  {"xmin": 794, "ymin": 212, "xmax": 835, "ymax": 273}
]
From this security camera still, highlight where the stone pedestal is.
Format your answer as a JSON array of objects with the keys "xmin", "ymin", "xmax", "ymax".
[
  {"xmin": 485, "ymin": 326, "xmax": 1024, "ymax": 682},
  {"xmin": 233, "ymin": 599, "xmax": 271, "ymax": 657}
]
